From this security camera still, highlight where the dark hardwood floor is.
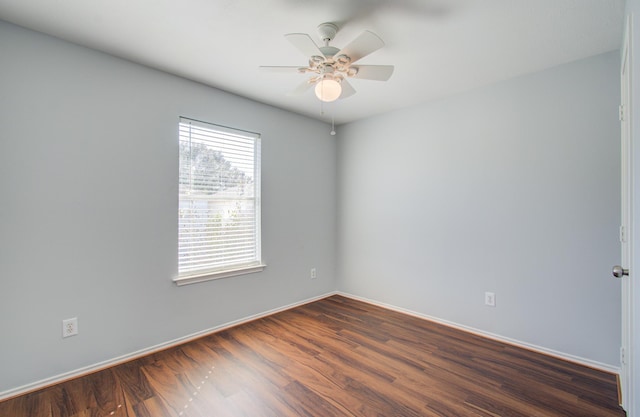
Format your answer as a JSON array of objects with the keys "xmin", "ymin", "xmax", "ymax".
[{"xmin": 0, "ymin": 295, "xmax": 626, "ymax": 416}]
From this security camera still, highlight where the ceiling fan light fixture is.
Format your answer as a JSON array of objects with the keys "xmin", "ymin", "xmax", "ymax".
[{"xmin": 315, "ymin": 78, "xmax": 342, "ymax": 102}]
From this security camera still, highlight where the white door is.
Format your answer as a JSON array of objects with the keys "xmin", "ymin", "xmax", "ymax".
[{"xmin": 618, "ymin": 15, "xmax": 632, "ymax": 413}]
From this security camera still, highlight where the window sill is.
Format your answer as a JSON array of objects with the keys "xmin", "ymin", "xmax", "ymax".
[{"xmin": 173, "ymin": 264, "xmax": 266, "ymax": 286}]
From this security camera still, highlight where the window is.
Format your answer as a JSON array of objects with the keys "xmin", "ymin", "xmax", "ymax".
[{"xmin": 176, "ymin": 117, "xmax": 263, "ymax": 286}]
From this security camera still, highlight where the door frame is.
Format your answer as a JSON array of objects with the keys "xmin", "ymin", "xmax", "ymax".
[{"xmin": 620, "ymin": 13, "xmax": 632, "ymax": 412}]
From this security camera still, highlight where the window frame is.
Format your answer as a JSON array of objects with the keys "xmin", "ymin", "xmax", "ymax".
[{"xmin": 174, "ymin": 117, "xmax": 265, "ymax": 286}]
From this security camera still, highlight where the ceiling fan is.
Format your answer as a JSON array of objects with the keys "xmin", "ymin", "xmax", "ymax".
[{"xmin": 260, "ymin": 22, "xmax": 394, "ymax": 102}]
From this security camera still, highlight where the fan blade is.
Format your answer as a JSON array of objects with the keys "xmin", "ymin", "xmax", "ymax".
[
  {"xmin": 259, "ymin": 66, "xmax": 303, "ymax": 73},
  {"xmin": 336, "ymin": 31, "xmax": 385, "ymax": 64},
  {"xmin": 287, "ymin": 79, "xmax": 314, "ymax": 96},
  {"xmin": 285, "ymin": 33, "xmax": 324, "ymax": 58},
  {"xmin": 340, "ymin": 79, "xmax": 356, "ymax": 99},
  {"xmin": 351, "ymin": 65, "xmax": 394, "ymax": 81}
]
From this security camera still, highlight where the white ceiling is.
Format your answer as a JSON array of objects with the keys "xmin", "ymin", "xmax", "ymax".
[{"xmin": 0, "ymin": 0, "xmax": 625, "ymax": 125}]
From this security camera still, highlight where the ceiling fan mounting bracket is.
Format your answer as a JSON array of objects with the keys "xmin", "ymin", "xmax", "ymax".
[{"xmin": 317, "ymin": 22, "xmax": 338, "ymax": 44}]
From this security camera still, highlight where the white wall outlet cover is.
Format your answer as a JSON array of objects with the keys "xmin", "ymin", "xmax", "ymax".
[
  {"xmin": 485, "ymin": 292, "xmax": 496, "ymax": 307},
  {"xmin": 62, "ymin": 317, "xmax": 78, "ymax": 338}
]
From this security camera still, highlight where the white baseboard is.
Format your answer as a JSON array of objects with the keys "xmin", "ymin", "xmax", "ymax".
[
  {"xmin": 0, "ymin": 291, "xmax": 338, "ymax": 402},
  {"xmin": 337, "ymin": 291, "xmax": 621, "ymax": 375}
]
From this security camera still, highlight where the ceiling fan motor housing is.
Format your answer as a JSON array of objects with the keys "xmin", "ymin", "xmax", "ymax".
[{"xmin": 320, "ymin": 46, "xmax": 340, "ymax": 57}]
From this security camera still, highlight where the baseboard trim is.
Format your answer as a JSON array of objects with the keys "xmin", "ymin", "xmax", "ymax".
[
  {"xmin": 337, "ymin": 291, "xmax": 621, "ymax": 375},
  {"xmin": 0, "ymin": 291, "xmax": 338, "ymax": 402}
]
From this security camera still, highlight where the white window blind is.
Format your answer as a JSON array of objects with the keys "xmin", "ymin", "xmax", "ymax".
[{"xmin": 177, "ymin": 117, "xmax": 262, "ymax": 285}]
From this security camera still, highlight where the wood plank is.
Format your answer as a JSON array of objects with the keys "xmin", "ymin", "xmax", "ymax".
[{"xmin": 0, "ymin": 295, "xmax": 626, "ymax": 416}]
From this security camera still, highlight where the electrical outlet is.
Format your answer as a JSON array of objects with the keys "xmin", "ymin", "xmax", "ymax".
[
  {"xmin": 310, "ymin": 268, "xmax": 317, "ymax": 279},
  {"xmin": 62, "ymin": 317, "xmax": 78, "ymax": 338},
  {"xmin": 485, "ymin": 292, "xmax": 496, "ymax": 307}
]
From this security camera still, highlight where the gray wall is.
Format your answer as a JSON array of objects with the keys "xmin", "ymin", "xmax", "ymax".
[
  {"xmin": 0, "ymin": 18, "xmax": 623, "ymax": 396},
  {"xmin": 0, "ymin": 21, "xmax": 337, "ymax": 394},
  {"xmin": 337, "ymin": 51, "xmax": 622, "ymax": 366}
]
